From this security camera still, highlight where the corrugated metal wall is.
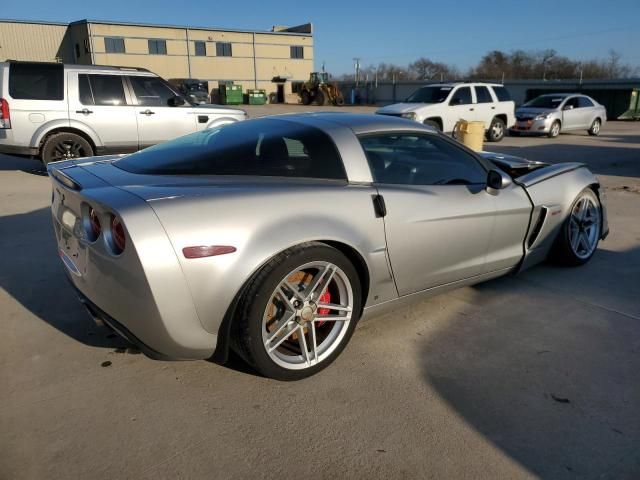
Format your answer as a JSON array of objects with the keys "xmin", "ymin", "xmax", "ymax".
[{"xmin": 0, "ymin": 22, "xmax": 71, "ymax": 62}]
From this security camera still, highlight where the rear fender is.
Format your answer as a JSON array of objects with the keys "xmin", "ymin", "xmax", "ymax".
[{"xmin": 31, "ymin": 119, "xmax": 102, "ymax": 150}]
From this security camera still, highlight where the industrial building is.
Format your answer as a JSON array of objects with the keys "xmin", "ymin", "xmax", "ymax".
[{"xmin": 0, "ymin": 18, "xmax": 314, "ymax": 101}]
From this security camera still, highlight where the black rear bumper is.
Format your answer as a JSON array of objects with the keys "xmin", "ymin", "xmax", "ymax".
[{"xmin": 70, "ymin": 280, "xmax": 173, "ymax": 361}]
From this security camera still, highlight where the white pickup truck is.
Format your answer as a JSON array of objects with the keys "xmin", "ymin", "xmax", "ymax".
[{"xmin": 376, "ymin": 82, "xmax": 516, "ymax": 142}]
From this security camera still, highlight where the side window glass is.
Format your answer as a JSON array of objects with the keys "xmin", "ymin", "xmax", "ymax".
[
  {"xmin": 130, "ymin": 76, "xmax": 177, "ymax": 106},
  {"xmin": 475, "ymin": 86, "xmax": 493, "ymax": 103},
  {"xmin": 79, "ymin": 74, "xmax": 126, "ymax": 106},
  {"xmin": 360, "ymin": 134, "xmax": 486, "ymax": 186},
  {"xmin": 450, "ymin": 87, "xmax": 472, "ymax": 105},
  {"xmin": 578, "ymin": 97, "xmax": 594, "ymax": 108}
]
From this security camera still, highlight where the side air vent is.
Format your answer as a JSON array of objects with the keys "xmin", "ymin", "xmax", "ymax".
[{"xmin": 527, "ymin": 207, "xmax": 548, "ymax": 249}]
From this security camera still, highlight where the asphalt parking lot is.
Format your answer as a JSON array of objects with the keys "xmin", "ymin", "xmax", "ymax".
[{"xmin": 1, "ymin": 106, "xmax": 639, "ymax": 479}]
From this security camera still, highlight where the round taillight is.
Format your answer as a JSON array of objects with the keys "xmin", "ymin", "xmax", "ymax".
[
  {"xmin": 89, "ymin": 208, "xmax": 101, "ymax": 239},
  {"xmin": 110, "ymin": 214, "xmax": 126, "ymax": 254}
]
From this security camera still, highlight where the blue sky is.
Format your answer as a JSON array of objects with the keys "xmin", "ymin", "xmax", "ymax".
[{"xmin": 3, "ymin": 0, "xmax": 639, "ymax": 74}]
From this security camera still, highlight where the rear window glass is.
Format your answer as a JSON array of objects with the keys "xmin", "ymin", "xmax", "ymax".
[
  {"xmin": 115, "ymin": 119, "xmax": 347, "ymax": 180},
  {"xmin": 9, "ymin": 62, "xmax": 64, "ymax": 100},
  {"xmin": 491, "ymin": 86, "xmax": 512, "ymax": 102}
]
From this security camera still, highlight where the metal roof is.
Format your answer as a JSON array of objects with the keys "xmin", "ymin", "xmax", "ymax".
[{"xmin": 0, "ymin": 17, "xmax": 312, "ymax": 36}]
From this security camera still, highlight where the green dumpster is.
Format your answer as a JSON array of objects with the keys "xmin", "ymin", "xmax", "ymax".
[
  {"xmin": 247, "ymin": 89, "xmax": 267, "ymax": 105},
  {"xmin": 219, "ymin": 84, "xmax": 243, "ymax": 105}
]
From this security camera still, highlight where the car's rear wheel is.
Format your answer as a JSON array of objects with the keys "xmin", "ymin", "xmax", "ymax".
[
  {"xmin": 486, "ymin": 117, "xmax": 506, "ymax": 142},
  {"xmin": 233, "ymin": 242, "xmax": 361, "ymax": 380},
  {"xmin": 548, "ymin": 120, "xmax": 561, "ymax": 138},
  {"xmin": 551, "ymin": 188, "xmax": 602, "ymax": 266},
  {"xmin": 41, "ymin": 132, "xmax": 93, "ymax": 165},
  {"xmin": 588, "ymin": 118, "xmax": 601, "ymax": 136}
]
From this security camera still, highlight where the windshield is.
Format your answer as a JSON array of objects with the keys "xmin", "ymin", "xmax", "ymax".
[
  {"xmin": 405, "ymin": 86, "xmax": 452, "ymax": 104},
  {"xmin": 523, "ymin": 96, "xmax": 566, "ymax": 109}
]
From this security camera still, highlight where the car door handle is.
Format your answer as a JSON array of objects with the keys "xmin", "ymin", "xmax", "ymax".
[
  {"xmin": 75, "ymin": 109, "xmax": 93, "ymax": 115},
  {"xmin": 469, "ymin": 108, "xmax": 475, "ymax": 111},
  {"xmin": 491, "ymin": 106, "xmax": 496, "ymax": 110},
  {"xmin": 198, "ymin": 115, "xmax": 209, "ymax": 124},
  {"xmin": 140, "ymin": 110, "xmax": 155, "ymax": 116}
]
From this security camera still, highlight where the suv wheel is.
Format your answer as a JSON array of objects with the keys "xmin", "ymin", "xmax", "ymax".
[
  {"xmin": 486, "ymin": 117, "xmax": 505, "ymax": 142},
  {"xmin": 41, "ymin": 132, "xmax": 94, "ymax": 165}
]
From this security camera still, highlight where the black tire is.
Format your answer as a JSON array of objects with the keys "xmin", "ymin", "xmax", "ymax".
[
  {"xmin": 335, "ymin": 95, "xmax": 345, "ymax": 106},
  {"xmin": 423, "ymin": 119, "xmax": 441, "ymax": 131},
  {"xmin": 547, "ymin": 120, "xmax": 561, "ymax": 138},
  {"xmin": 588, "ymin": 118, "xmax": 601, "ymax": 136},
  {"xmin": 41, "ymin": 132, "xmax": 93, "ymax": 165},
  {"xmin": 486, "ymin": 117, "xmax": 506, "ymax": 142},
  {"xmin": 551, "ymin": 188, "xmax": 601, "ymax": 267},
  {"xmin": 233, "ymin": 242, "xmax": 362, "ymax": 380},
  {"xmin": 300, "ymin": 90, "xmax": 311, "ymax": 105},
  {"xmin": 315, "ymin": 90, "xmax": 327, "ymax": 106}
]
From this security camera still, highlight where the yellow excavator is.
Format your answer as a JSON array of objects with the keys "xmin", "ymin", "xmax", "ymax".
[{"xmin": 299, "ymin": 72, "xmax": 345, "ymax": 106}]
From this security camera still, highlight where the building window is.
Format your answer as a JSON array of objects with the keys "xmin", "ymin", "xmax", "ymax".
[
  {"xmin": 195, "ymin": 41, "xmax": 207, "ymax": 56},
  {"xmin": 74, "ymin": 44, "xmax": 80, "ymax": 60},
  {"xmin": 148, "ymin": 39, "xmax": 167, "ymax": 55},
  {"xmin": 291, "ymin": 81, "xmax": 304, "ymax": 94},
  {"xmin": 104, "ymin": 37, "xmax": 125, "ymax": 54},
  {"xmin": 216, "ymin": 42, "xmax": 232, "ymax": 57},
  {"xmin": 290, "ymin": 46, "xmax": 304, "ymax": 59}
]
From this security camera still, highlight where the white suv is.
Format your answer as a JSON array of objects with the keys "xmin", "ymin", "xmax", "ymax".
[
  {"xmin": 0, "ymin": 61, "xmax": 246, "ymax": 163},
  {"xmin": 376, "ymin": 82, "xmax": 516, "ymax": 142}
]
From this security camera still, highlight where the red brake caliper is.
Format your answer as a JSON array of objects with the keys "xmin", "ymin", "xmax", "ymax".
[{"xmin": 316, "ymin": 290, "xmax": 331, "ymax": 327}]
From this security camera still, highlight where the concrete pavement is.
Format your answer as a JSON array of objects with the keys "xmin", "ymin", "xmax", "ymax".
[{"xmin": 1, "ymin": 110, "xmax": 639, "ymax": 479}]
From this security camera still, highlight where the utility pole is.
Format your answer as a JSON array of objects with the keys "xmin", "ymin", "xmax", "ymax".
[{"xmin": 353, "ymin": 57, "xmax": 361, "ymax": 87}]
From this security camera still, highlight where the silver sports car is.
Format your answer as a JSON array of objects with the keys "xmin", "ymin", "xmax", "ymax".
[{"xmin": 49, "ymin": 113, "xmax": 608, "ymax": 380}]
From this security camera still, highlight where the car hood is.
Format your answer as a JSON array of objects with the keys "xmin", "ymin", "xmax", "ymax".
[
  {"xmin": 516, "ymin": 107, "xmax": 558, "ymax": 116},
  {"xmin": 376, "ymin": 103, "xmax": 433, "ymax": 114}
]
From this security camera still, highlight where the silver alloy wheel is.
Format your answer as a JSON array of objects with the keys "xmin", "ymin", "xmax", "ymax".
[
  {"xmin": 550, "ymin": 122, "xmax": 561, "ymax": 137},
  {"xmin": 491, "ymin": 120, "xmax": 504, "ymax": 139},
  {"xmin": 591, "ymin": 119, "xmax": 601, "ymax": 134},
  {"xmin": 568, "ymin": 196, "xmax": 601, "ymax": 259},
  {"xmin": 262, "ymin": 261, "xmax": 353, "ymax": 370}
]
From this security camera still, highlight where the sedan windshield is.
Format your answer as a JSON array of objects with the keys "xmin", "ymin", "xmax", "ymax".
[
  {"xmin": 405, "ymin": 86, "xmax": 452, "ymax": 104},
  {"xmin": 523, "ymin": 96, "xmax": 566, "ymax": 108}
]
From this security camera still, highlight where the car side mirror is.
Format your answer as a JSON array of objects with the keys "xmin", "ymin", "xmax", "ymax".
[
  {"xmin": 487, "ymin": 169, "xmax": 511, "ymax": 192},
  {"xmin": 168, "ymin": 96, "xmax": 186, "ymax": 107},
  {"xmin": 563, "ymin": 104, "xmax": 574, "ymax": 111}
]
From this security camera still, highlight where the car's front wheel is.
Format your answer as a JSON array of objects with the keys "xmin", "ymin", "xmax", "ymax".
[
  {"xmin": 552, "ymin": 188, "xmax": 602, "ymax": 266},
  {"xmin": 588, "ymin": 118, "xmax": 601, "ymax": 136},
  {"xmin": 234, "ymin": 242, "xmax": 361, "ymax": 380},
  {"xmin": 547, "ymin": 120, "xmax": 561, "ymax": 138}
]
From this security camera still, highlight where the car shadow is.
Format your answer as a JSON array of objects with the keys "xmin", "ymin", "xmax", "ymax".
[
  {"xmin": 1, "ymin": 206, "xmax": 132, "ymax": 350},
  {"xmin": 420, "ymin": 246, "xmax": 640, "ymax": 479},
  {"xmin": 0, "ymin": 154, "xmax": 47, "ymax": 176}
]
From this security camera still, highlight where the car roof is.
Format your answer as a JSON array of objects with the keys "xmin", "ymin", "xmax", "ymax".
[
  {"xmin": 1, "ymin": 61, "xmax": 156, "ymax": 76},
  {"xmin": 417, "ymin": 82, "xmax": 504, "ymax": 88},
  {"xmin": 268, "ymin": 112, "xmax": 437, "ymax": 135}
]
